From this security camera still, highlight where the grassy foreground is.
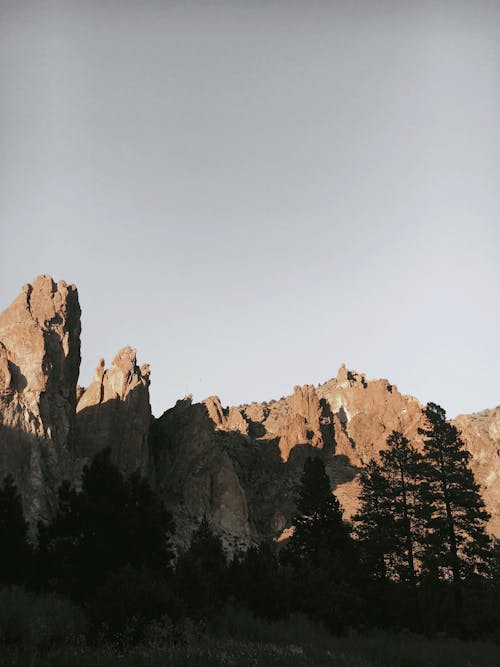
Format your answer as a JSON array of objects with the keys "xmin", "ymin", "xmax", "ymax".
[{"xmin": 3, "ymin": 633, "xmax": 500, "ymax": 667}]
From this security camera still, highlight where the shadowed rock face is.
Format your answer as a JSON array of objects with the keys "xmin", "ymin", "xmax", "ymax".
[
  {"xmin": 151, "ymin": 394, "xmax": 325, "ymax": 552},
  {"xmin": 75, "ymin": 347, "xmax": 151, "ymax": 477},
  {"xmin": 151, "ymin": 397, "xmax": 252, "ymax": 552},
  {"xmin": 0, "ymin": 276, "xmax": 81, "ymax": 522}
]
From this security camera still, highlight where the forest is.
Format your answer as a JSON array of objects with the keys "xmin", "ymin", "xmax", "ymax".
[{"xmin": 1, "ymin": 402, "xmax": 500, "ymax": 666}]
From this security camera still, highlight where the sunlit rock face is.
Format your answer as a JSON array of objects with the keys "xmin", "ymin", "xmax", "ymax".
[
  {"xmin": 75, "ymin": 347, "xmax": 151, "ymax": 477},
  {"xmin": 454, "ymin": 408, "xmax": 500, "ymax": 536},
  {"xmin": 151, "ymin": 364, "xmax": 500, "ymax": 548},
  {"xmin": 150, "ymin": 367, "xmax": 426, "ymax": 550},
  {"xmin": 1, "ymin": 276, "xmax": 499, "ymax": 549},
  {"xmin": 0, "ymin": 276, "xmax": 81, "ymax": 522}
]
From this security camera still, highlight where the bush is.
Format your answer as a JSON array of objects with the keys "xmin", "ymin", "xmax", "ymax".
[
  {"xmin": 0, "ymin": 586, "xmax": 85, "ymax": 650},
  {"xmin": 211, "ymin": 605, "xmax": 332, "ymax": 648},
  {"xmin": 142, "ymin": 615, "xmax": 205, "ymax": 650},
  {"xmin": 87, "ymin": 566, "xmax": 181, "ymax": 645}
]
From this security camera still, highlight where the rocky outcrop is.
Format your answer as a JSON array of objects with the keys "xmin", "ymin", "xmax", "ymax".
[
  {"xmin": 0, "ymin": 276, "xmax": 81, "ymax": 522},
  {"xmin": 0, "ymin": 278, "xmax": 150, "ymax": 526},
  {"xmin": 152, "ymin": 363, "xmax": 500, "ymax": 547},
  {"xmin": 454, "ymin": 408, "xmax": 500, "ymax": 536},
  {"xmin": 1, "ymin": 276, "xmax": 499, "ymax": 551},
  {"xmin": 75, "ymin": 347, "xmax": 151, "ymax": 476},
  {"xmin": 150, "ymin": 397, "xmax": 253, "ymax": 552},
  {"xmin": 150, "ymin": 366, "xmax": 419, "ymax": 548}
]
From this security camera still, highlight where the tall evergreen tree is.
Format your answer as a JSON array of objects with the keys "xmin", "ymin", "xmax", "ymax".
[
  {"xmin": 283, "ymin": 456, "xmax": 350, "ymax": 568},
  {"xmin": 380, "ymin": 431, "xmax": 422, "ymax": 588},
  {"xmin": 417, "ymin": 403, "xmax": 492, "ymax": 622},
  {"xmin": 0, "ymin": 474, "xmax": 31, "ymax": 587},
  {"xmin": 175, "ymin": 517, "xmax": 228, "ymax": 620},
  {"xmin": 281, "ymin": 456, "xmax": 361, "ymax": 632},
  {"xmin": 229, "ymin": 543, "xmax": 288, "ymax": 620},
  {"xmin": 37, "ymin": 448, "xmax": 175, "ymax": 600},
  {"xmin": 354, "ymin": 432, "xmax": 423, "ymax": 588},
  {"xmin": 418, "ymin": 403, "xmax": 491, "ymax": 581},
  {"xmin": 354, "ymin": 459, "xmax": 394, "ymax": 581}
]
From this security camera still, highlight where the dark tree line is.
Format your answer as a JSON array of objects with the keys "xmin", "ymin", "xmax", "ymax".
[
  {"xmin": 0, "ymin": 402, "xmax": 499, "ymax": 644},
  {"xmin": 353, "ymin": 403, "xmax": 494, "ymax": 635}
]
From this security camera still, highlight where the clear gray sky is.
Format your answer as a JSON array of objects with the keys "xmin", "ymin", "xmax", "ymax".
[{"xmin": 1, "ymin": 1, "xmax": 499, "ymax": 418}]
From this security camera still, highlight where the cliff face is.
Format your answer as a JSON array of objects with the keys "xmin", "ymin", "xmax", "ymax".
[
  {"xmin": 0, "ymin": 276, "xmax": 499, "ymax": 551},
  {"xmin": 0, "ymin": 277, "xmax": 151, "ymax": 525},
  {"xmin": 75, "ymin": 347, "xmax": 151, "ymax": 477},
  {"xmin": 151, "ymin": 365, "xmax": 500, "ymax": 548},
  {"xmin": 151, "ymin": 397, "xmax": 252, "ymax": 551},
  {"xmin": 151, "ymin": 365, "xmax": 427, "ymax": 547},
  {"xmin": 0, "ymin": 276, "xmax": 81, "ymax": 522},
  {"xmin": 454, "ymin": 408, "xmax": 500, "ymax": 535}
]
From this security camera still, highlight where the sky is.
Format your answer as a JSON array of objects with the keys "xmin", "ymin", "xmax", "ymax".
[{"xmin": 1, "ymin": 0, "xmax": 499, "ymax": 418}]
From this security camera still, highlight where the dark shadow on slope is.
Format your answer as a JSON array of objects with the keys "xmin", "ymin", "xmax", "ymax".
[
  {"xmin": 319, "ymin": 398, "xmax": 335, "ymax": 453},
  {"xmin": 0, "ymin": 422, "xmax": 74, "ymax": 529},
  {"xmin": 149, "ymin": 395, "xmax": 364, "ymax": 550},
  {"xmin": 74, "ymin": 382, "xmax": 150, "ymax": 479},
  {"xmin": 6, "ymin": 360, "xmax": 27, "ymax": 392}
]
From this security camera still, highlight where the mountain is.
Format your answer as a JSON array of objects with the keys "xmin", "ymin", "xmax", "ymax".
[
  {"xmin": 0, "ymin": 276, "xmax": 80, "ymax": 523},
  {"xmin": 0, "ymin": 276, "xmax": 499, "ymax": 546}
]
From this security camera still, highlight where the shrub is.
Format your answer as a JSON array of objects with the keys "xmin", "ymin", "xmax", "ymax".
[
  {"xmin": 0, "ymin": 586, "xmax": 85, "ymax": 650},
  {"xmin": 211, "ymin": 605, "xmax": 332, "ymax": 648},
  {"xmin": 87, "ymin": 566, "xmax": 181, "ymax": 645}
]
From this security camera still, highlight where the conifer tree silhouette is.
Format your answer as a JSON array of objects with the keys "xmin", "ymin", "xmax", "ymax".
[
  {"xmin": 0, "ymin": 474, "xmax": 30, "ymax": 587},
  {"xmin": 282, "ymin": 456, "xmax": 361, "ymax": 632},
  {"xmin": 354, "ymin": 459, "xmax": 394, "ymax": 581},
  {"xmin": 284, "ymin": 456, "xmax": 350, "ymax": 568},
  {"xmin": 175, "ymin": 517, "xmax": 227, "ymax": 619},
  {"xmin": 37, "ymin": 448, "xmax": 174, "ymax": 600},
  {"xmin": 418, "ymin": 403, "xmax": 492, "ymax": 628},
  {"xmin": 380, "ymin": 431, "xmax": 423, "ymax": 589}
]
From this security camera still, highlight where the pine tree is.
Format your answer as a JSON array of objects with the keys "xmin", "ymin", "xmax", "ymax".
[
  {"xmin": 284, "ymin": 456, "xmax": 350, "ymax": 568},
  {"xmin": 380, "ymin": 431, "xmax": 423, "ymax": 588},
  {"xmin": 418, "ymin": 403, "xmax": 491, "ymax": 580},
  {"xmin": 37, "ymin": 448, "xmax": 175, "ymax": 600},
  {"xmin": 229, "ymin": 542, "xmax": 288, "ymax": 620},
  {"xmin": 418, "ymin": 403, "xmax": 492, "ymax": 620},
  {"xmin": 0, "ymin": 474, "xmax": 31, "ymax": 587},
  {"xmin": 354, "ymin": 432, "xmax": 423, "ymax": 587},
  {"xmin": 175, "ymin": 517, "xmax": 228, "ymax": 619},
  {"xmin": 282, "ymin": 456, "xmax": 361, "ymax": 632},
  {"xmin": 354, "ymin": 459, "xmax": 394, "ymax": 581}
]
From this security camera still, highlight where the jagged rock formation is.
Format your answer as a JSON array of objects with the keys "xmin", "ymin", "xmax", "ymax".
[
  {"xmin": 151, "ymin": 364, "xmax": 428, "ymax": 547},
  {"xmin": 75, "ymin": 347, "xmax": 151, "ymax": 477},
  {"xmin": 0, "ymin": 276, "xmax": 499, "ymax": 552},
  {"xmin": 455, "ymin": 408, "xmax": 500, "ymax": 535},
  {"xmin": 151, "ymin": 365, "xmax": 500, "ymax": 548},
  {"xmin": 0, "ymin": 276, "xmax": 81, "ymax": 522},
  {"xmin": 151, "ymin": 396, "xmax": 253, "ymax": 551}
]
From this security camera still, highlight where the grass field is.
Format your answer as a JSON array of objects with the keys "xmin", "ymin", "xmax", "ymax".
[{"xmin": 3, "ymin": 633, "xmax": 500, "ymax": 667}]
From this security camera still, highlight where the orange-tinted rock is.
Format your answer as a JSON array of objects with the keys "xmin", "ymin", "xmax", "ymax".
[
  {"xmin": 1, "ymin": 276, "xmax": 499, "ymax": 548},
  {"xmin": 0, "ymin": 276, "xmax": 81, "ymax": 521},
  {"xmin": 201, "ymin": 396, "xmax": 249, "ymax": 436},
  {"xmin": 152, "ymin": 364, "xmax": 500, "ymax": 545},
  {"xmin": 454, "ymin": 408, "xmax": 500, "ymax": 535},
  {"xmin": 75, "ymin": 347, "xmax": 151, "ymax": 476}
]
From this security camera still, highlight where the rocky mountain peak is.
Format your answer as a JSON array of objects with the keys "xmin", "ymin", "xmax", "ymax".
[
  {"xmin": 75, "ymin": 346, "xmax": 151, "ymax": 476},
  {"xmin": 1, "ymin": 276, "xmax": 499, "ymax": 551},
  {"xmin": 0, "ymin": 275, "xmax": 81, "ymax": 521}
]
